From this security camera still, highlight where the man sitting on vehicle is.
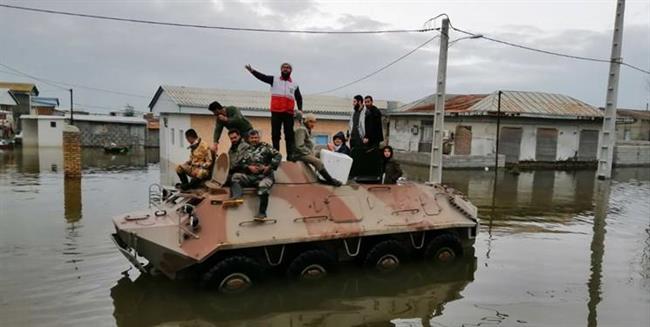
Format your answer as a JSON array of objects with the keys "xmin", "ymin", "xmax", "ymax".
[
  {"xmin": 227, "ymin": 129, "xmax": 249, "ymax": 177},
  {"xmin": 176, "ymin": 129, "xmax": 213, "ymax": 190},
  {"xmin": 294, "ymin": 112, "xmax": 342, "ymax": 187},
  {"xmin": 229, "ymin": 129, "xmax": 282, "ymax": 220}
]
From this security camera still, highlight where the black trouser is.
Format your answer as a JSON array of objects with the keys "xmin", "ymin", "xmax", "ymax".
[{"xmin": 271, "ymin": 112, "xmax": 295, "ymax": 155}]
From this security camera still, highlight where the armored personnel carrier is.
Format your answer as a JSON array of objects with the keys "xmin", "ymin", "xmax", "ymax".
[{"xmin": 112, "ymin": 153, "xmax": 478, "ymax": 293}]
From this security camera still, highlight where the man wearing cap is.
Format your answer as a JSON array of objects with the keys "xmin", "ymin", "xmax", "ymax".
[
  {"xmin": 208, "ymin": 101, "xmax": 253, "ymax": 153},
  {"xmin": 245, "ymin": 63, "xmax": 303, "ymax": 156},
  {"xmin": 229, "ymin": 129, "xmax": 282, "ymax": 220},
  {"xmin": 294, "ymin": 112, "xmax": 342, "ymax": 187}
]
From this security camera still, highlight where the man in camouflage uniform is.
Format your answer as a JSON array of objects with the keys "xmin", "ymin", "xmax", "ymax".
[
  {"xmin": 176, "ymin": 129, "xmax": 213, "ymax": 190},
  {"xmin": 230, "ymin": 129, "xmax": 282, "ymax": 220},
  {"xmin": 226, "ymin": 129, "xmax": 249, "ymax": 177}
]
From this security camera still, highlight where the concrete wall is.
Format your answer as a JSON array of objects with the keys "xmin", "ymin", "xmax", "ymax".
[
  {"xmin": 12, "ymin": 93, "xmax": 31, "ymax": 132},
  {"xmin": 21, "ymin": 118, "xmax": 38, "ymax": 147},
  {"xmin": 394, "ymin": 150, "xmax": 505, "ymax": 169},
  {"xmin": 37, "ymin": 118, "xmax": 64, "ymax": 147},
  {"xmin": 75, "ymin": 121, "xmax": 145, "ymax": 147},
  {"xmin": 614, "ymin": 141, "xmax": 650, "ymax": 166},
  {"xmin": 388, "ymin": 115, "xmax": 602, "ymax": 162}
]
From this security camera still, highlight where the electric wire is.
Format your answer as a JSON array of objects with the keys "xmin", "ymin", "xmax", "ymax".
[
  {"xmin": 0, "ymin": 3, "xmax": 438, "ymax": 34},
  {"xmin": 451, "ymin": 25, "xmax": 650, "ymax": 75},
  {"xmin": 313, "ymin": 35, "xmax": 440, "ymax": 95}
]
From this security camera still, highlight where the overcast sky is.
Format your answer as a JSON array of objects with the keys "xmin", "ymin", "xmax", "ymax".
[{"xmin": 0, "ymin": 0, "xmax": 648, "ymax": 112}]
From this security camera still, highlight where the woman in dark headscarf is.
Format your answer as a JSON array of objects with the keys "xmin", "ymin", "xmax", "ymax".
[{"xmin": 381, "ymin": 145, "xmax": 403, "ymax": 184}]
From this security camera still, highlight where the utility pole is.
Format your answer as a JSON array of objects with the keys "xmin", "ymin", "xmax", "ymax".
[
  {"xmin": 69, "ymin": 88, "xmax": 74, "ymax": 125},
  {"xmin": 429, "ymin": 18, "xmax": 449, "ymax": 184},
  {"xmin": 494, "ymin": 90, "xmax": 502, "ymax": 171},
  {"xmin": 597, "ymin": 0, "xmax": 625, "ymax": 179}
]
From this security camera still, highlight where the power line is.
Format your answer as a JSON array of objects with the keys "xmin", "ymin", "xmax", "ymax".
[
  {"xmin": 451, "ymin": 25, "xmax": 650, "ymax": 75},
  {"xmin": 0, "ymin": 62, "xmax": 153, "ymax": 99},
  {"xmin": 0, "ymin": 3, "xmax": 437, "ymax": 34},
  {"xmin": 314, "ymin": 35, "xmax": 440, "ymax": 95}
]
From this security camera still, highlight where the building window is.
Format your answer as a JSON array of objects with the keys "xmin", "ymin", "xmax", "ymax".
[
  {"xmin": 171, "ymin": 128, "xmax": 175, "ymax": 145},
  {"xmin": 418, "ymin": 120, "xmax": 433, "ymax": 152},
  {"xmin": 50, "ymin": 121, "xmax": 56, "ymax": 128},
  {"xmin": 179, "ymin": 129, "xmax": 184, "ymax": 147},
  {"xmin": 314, "ymin": 134, "xmax": 329, "ymax": 145}
]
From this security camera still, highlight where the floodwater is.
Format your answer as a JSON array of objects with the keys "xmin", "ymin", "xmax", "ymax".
[{"xmin": 1, "ymin": 148, "xmax": 649, "ymax": 327}]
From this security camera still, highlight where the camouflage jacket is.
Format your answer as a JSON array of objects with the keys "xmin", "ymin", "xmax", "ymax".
[
  {"xmin": 237, "ymin": 142, "xmax": 282, "ymax": 175},
  {"xmin": 186, "ymin": 138, "xmax": 213, "ymax": 169},
  {"xmin": 228, "ymin": 140, "xmax": 250, "ymax": 173}
]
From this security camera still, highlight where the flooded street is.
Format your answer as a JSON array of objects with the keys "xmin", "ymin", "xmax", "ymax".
[{"xmin": 1, "ymin": 148, "xmax": 649, "ymax": 326}]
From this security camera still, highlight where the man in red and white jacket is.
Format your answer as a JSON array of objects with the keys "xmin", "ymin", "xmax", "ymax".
[{"xmin": 245, "ymin": 63, "xmax": 303, "ymax": 156}]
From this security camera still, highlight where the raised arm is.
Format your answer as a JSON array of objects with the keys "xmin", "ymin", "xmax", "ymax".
[
  {"xmin": 245, "ymin": 64, "xmax": 273, "ymax": 85},
  {"xmin": 294, "ymin": 87, "xmax": 303, "ymax": 111}
]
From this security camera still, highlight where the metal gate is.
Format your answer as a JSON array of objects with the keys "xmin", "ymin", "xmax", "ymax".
[
  {"xmin": 578, "ymin": 130, "xmax": 599, "ymax": 161},
  {"xmin": 535, "ymin": 128, "xmax": 558, "ymax": 161},
  {"xmin": 499, "ymin": 127, "xmax": 523, "ymax": 163},
  {"xmin": 454, "ymin": 125, "xmax": 472, "ymax": 155}
]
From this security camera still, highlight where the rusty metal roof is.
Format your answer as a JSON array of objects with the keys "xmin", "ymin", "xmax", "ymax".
[
  {"xmin": 0, "ymin": 82, "xmax": 39, "ymax": 95},
  {"xmin": 392, "ymin": 91, "xmax": 602, "ymax": 119},
  {"xmin": 402, "ymin": 94, "xmax": 488, "ymax": 113}
]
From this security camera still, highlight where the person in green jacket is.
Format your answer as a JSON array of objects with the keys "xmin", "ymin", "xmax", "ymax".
[
  {"xmin": 208, "ymin": 101, "xmax": 253, "ymax": 153},
  {"xmin": 293, "ymin": 112, "xmax": 342, "ymax": 187}
]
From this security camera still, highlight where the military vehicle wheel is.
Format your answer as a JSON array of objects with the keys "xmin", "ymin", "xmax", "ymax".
[
  {"xmin": 286, "ymin": 249, "xmax": 336, "ymax": 281},
  {"xmin": 201, "ymin": 256, "xmax": 262, "ymax": 293},
  {"xmin": 363, "ymin": 239, "xmax": 408, "ymax": 273},
  {"xmin": 424, "ymin": 233, "xmax": 462, "ymax": 264}
]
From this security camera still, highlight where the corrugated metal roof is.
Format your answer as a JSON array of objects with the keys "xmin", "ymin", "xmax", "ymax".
[
  {"xmin": 0, "ymin": 88, "xmax": 18, "ymax": 106},
  {"xmin": 150, "ymin": 85, "xmax": 395, "ymax": 115},
  {"xmin": 403, "ymin": 94, "xmax": 488, "ymax": 113},
  {"xmin": 0, "ymin": 82, "xmax": 39, "ymax": 95},
  {"xmin": 31, "ymin": 97, "xmax": 60, "ymax": 108},
  {"xmin": 392, "ymin": 91, "xmax": 602, "ymax": 118}
]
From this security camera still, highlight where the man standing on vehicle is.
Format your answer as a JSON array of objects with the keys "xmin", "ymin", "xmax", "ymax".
[
  {"xmin": 229, "ymin": 129, "xmax": 282, "ymax": 220},
  {"xmin": 245, "ymin": 63, "xmax": 303, "ymax": 158},
  {"xmin": 348, "ymin": 94, "xmax": 365, "ymax": 177},
  {"xmin": 208, "ymin": 101, "xmax": 253, "ymax": 153}
]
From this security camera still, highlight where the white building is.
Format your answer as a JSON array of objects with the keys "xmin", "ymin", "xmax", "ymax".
[{"xmin": 387, "ymin": 91, "xmax": 603, "ymax": 166}]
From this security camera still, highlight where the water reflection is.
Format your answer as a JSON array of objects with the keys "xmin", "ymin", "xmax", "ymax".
[
  {"xmin": 111, "ymin": 255, "xmax": 476, "ymax": 327},
  {"xmin": 588, "ymin": 180, "xmax": 610, "ymax": 327}
]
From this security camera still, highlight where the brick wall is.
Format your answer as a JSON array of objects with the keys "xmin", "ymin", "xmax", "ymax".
[{"xmin": 63, "ymin": 126, "xmax": 81, "ymax": 178}]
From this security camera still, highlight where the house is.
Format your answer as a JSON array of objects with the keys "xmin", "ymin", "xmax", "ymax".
[
  {"xmin": 616, "ymin": 108, "xmax": 650, "ymax": 141},
  {"xmin": 387, "ymin": 91, "xmax": 604, "ymax": 167},
  {"xmin": 21, "ymin": 114, "xmax": 147, "ymax": 147},
  {"xmin": 31, "ymin": 97, "xmax": 62, "ymax": 116},
  {"xmin": 0, "ymin": 82, "xmax": 39, "ymax": 132},
  {"xmin": 148, "ymin": 85, "xmax": 398, "ymax": 185}
]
